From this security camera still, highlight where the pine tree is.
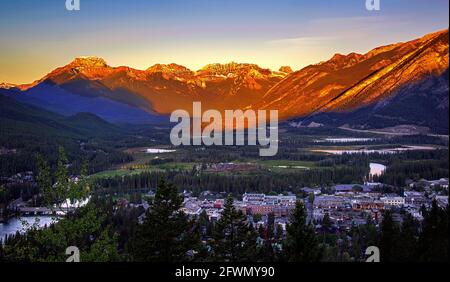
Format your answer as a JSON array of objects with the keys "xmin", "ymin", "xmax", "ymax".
[
  {"xmin": 38, "ymin": 148, "xmax": 89, "ymax": 211},
  {"xmin": 258, "ymin": 224, "xmax": 265, "ymax": 238},
  {"xmin": 0, "ymin": 185, "xmax": 7, "ymax": 214},
  {"xmin": 259, "ymin": 212, "xmax": 279, "ymax": 262},
  {"xmin": 36, "ymin": 153, "xmax": 53, "ymax": 207},
  {"xmin": 417, "ymin": 200, "xmax": 449, "ymax": 262},
  {"xmin": 68, "ymin": 160, "xmax": 90, "ymax": 208},
  {"xmin": 130, "ymin": 179, "xmax": 200, "ymax": 262},
  {"xmin": 351, "ymin": 226, "xmax": 362, "ymax": 261},
  {"xmin": 395, "ymin": 214, "xmax": 418, "ymax": 261},
  {"xmin": 267, "ymin": 213, "xmax": 275, "ymax": 239},
  {"xmin": 211, "ymin": 195, "xmax": 258, "ymax": 262},
  {"xmin": 82, "ymin": 227, "xmax": 120, "ymax": 262},
  {"xmin": 364, "ymin": 214, "xmax": 378, "ymax": 247},
  {"xmin": 322, "ymin": 212, "xmax": 332, "ymax": 230},
  {"xmin": 275, "ymin": 224, "xmax": 283, "ymax": 240},
  {"xmin": 379, "ymin": 210, "xmax": 400, "ymax": 262},
  {"xmin": 308, "ymin": 192, "xmax": 315, "ymax": 204},
  {"xmin": 198, "ymin": 209, "xmax": 213, "ymax": 237},
  {"xmin": 284, "ymin": 201, "xmax": 322, "ymax": 262},
  {"xmin": 55, "ymin": 146, "xmax": 69, "ymax": 209}
]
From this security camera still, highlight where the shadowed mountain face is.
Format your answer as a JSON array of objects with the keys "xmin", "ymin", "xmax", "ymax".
[
  {"xmin": 0, "ymin": 94, "xmax": 123, "ymax": 138},
  {"xmin": 3, "ymin": 82, "xmax": 167, "ymax": 124},
  {"xmin": 256, "ymin": 30, "xmax": 449, "ymax": 119},
  {"xmin": 293, "ymin": 70, "xmax": 449, "ymax": 134},
  {"xmin": 2, "ymin": 30, "xmax": 448, "ymax": 132}
]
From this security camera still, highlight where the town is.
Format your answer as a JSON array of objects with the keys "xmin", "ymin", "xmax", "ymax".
[
  {"xmin": 2, "ymin": 163, "xmax": 448, "ymax": 232},
  {"xmin": 116, "ymin": 178, "xmax": 449, "ymax": 236}
]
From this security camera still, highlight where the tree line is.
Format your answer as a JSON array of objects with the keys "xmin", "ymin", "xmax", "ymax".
[
  {"xmin": 93, "ymin": 165, "xmax": 368, "ymax": 197},
  {"xmin": 1, "ymin": 178, "xmax": 448, "ymax": 262}
]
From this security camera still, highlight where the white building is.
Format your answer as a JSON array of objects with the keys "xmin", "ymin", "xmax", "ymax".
[
  {"xmin": 380, "ymin": 196, "xmax": 405, "ymax": 207},
  {"xmin": 313, "ymin": 195, "xmax": 349, "ymax": 209},
  {"xmin": 242, "ymin": 193, "xmax": 296, "ymax": 205},
  {"xmin": 242, "ymin": 193, "xmax": 265, "ymax": 203},
  {"xmin": 435, "ymin": 195, "xmax": 449, "ymax": 208}
]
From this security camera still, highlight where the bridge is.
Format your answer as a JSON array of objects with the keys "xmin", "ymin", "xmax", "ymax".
[
  {"xmin": 16, "ymin": 206, "xmax": 75, "ymax": 216},
  {"xmin": 17, "ymin": 207, "xmax": 53, "ymax": 215}
]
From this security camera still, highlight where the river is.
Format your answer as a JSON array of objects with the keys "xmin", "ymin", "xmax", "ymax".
[
  {"xmin": 0, "ymin": 216, "xmax": 58, "ymax": 240},
  {"xmin": 311, "ymin": 145, "xmax": 436, "ymax": 155},
  {"xmin": 369, "ymin": 163, "xmax": 386, "ymax": 177}
]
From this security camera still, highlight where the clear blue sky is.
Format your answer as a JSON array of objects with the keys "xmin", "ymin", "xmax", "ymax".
[{"xmin": 0, "ymin": 0, "xmax": 448, "ymax": 83}]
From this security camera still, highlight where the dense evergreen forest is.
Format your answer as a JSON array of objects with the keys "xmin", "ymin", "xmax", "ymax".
[{"xmin": 93, "ymin": 166, "xmax": 369, "ymax": 196}]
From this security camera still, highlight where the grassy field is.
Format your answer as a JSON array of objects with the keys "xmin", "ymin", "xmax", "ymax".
[
  {"xmin": 91, "ymin": 159, "xmax": 318, "ymax": 179},
  {"xmin": 91, "ymin": 162, "xmax": 196, "ymax": 179},
  {"xmin": 91, "ymin": 168, "xmax": 148, "ymax": 179},
  {"xmin": 90, "ymin": 133, "xmax": 445, "ymax": 180},
  {"xmin": 259, "ymin": 160, "xmax": 315, "ymax": 173},
  {"xmin": 91, "ymin": 146, "xmax": 194, "ymax": 179}
]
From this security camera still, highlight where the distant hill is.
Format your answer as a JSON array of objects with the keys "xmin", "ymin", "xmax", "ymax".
[
  {"xmin": 2, "ymin": 81, "xmax": 167, "ymax": 124},
  {"xmin": 0, "ymin": 93, "xmax": 123, "ymax": 139}
]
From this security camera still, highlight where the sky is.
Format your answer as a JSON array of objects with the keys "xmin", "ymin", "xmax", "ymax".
[{"xmin": 0, "ymin": 0, "xmax": 448, "ymax": 84}]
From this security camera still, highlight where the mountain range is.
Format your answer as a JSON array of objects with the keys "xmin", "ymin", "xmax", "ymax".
[{"xmin": 1, "ymin": 29, "xmax": 448, "ymax": 133}]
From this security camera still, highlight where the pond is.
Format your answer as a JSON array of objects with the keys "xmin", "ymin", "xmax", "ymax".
[
  {"xmin": 311, "ymin": 145, "xmax": 436, "ymax": 155},
  {"xmin": 145, "ymin": 148, "xmax": 177, "ymax": 154},
  {"xmin": 314, "ymin": 138, "xmax": 377, "ymax": 143}
]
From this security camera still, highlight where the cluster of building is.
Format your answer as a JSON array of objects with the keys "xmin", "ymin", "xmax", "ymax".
[
  {"xmin": 205, "ymin": 162, "xmax": 259, "ymax": 173},
  {"xmin": 408, "ymin": 178, "xmax": 449, "ymax": 190},
  {"xmin": 0, "ymin": 147, "xmax": 17, "ymax": 156},
  {"xmin": 117, "ymin": 178, "xmax": 449, "ymax": 234},
  {"xmin": 179, "ymin": 178, "xmax": 448, "ymax": 232},
  {"xmin": 0, "ymin": 171, "xmax": 84, "ymax": 188},
  {"xmin": 0, "ymin": 171, "xmax": 34, "ymax": 186},
  {"xmin": 242, "ymin": 193, "xmax": 297, "ymax": 216},
  {"xmin": 309, "ymin": 179, "xmax": 448, "ymax": 230},
  {"xmin": 179, "ymin": 193, "xmax": 297, "ymax": 222}
]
